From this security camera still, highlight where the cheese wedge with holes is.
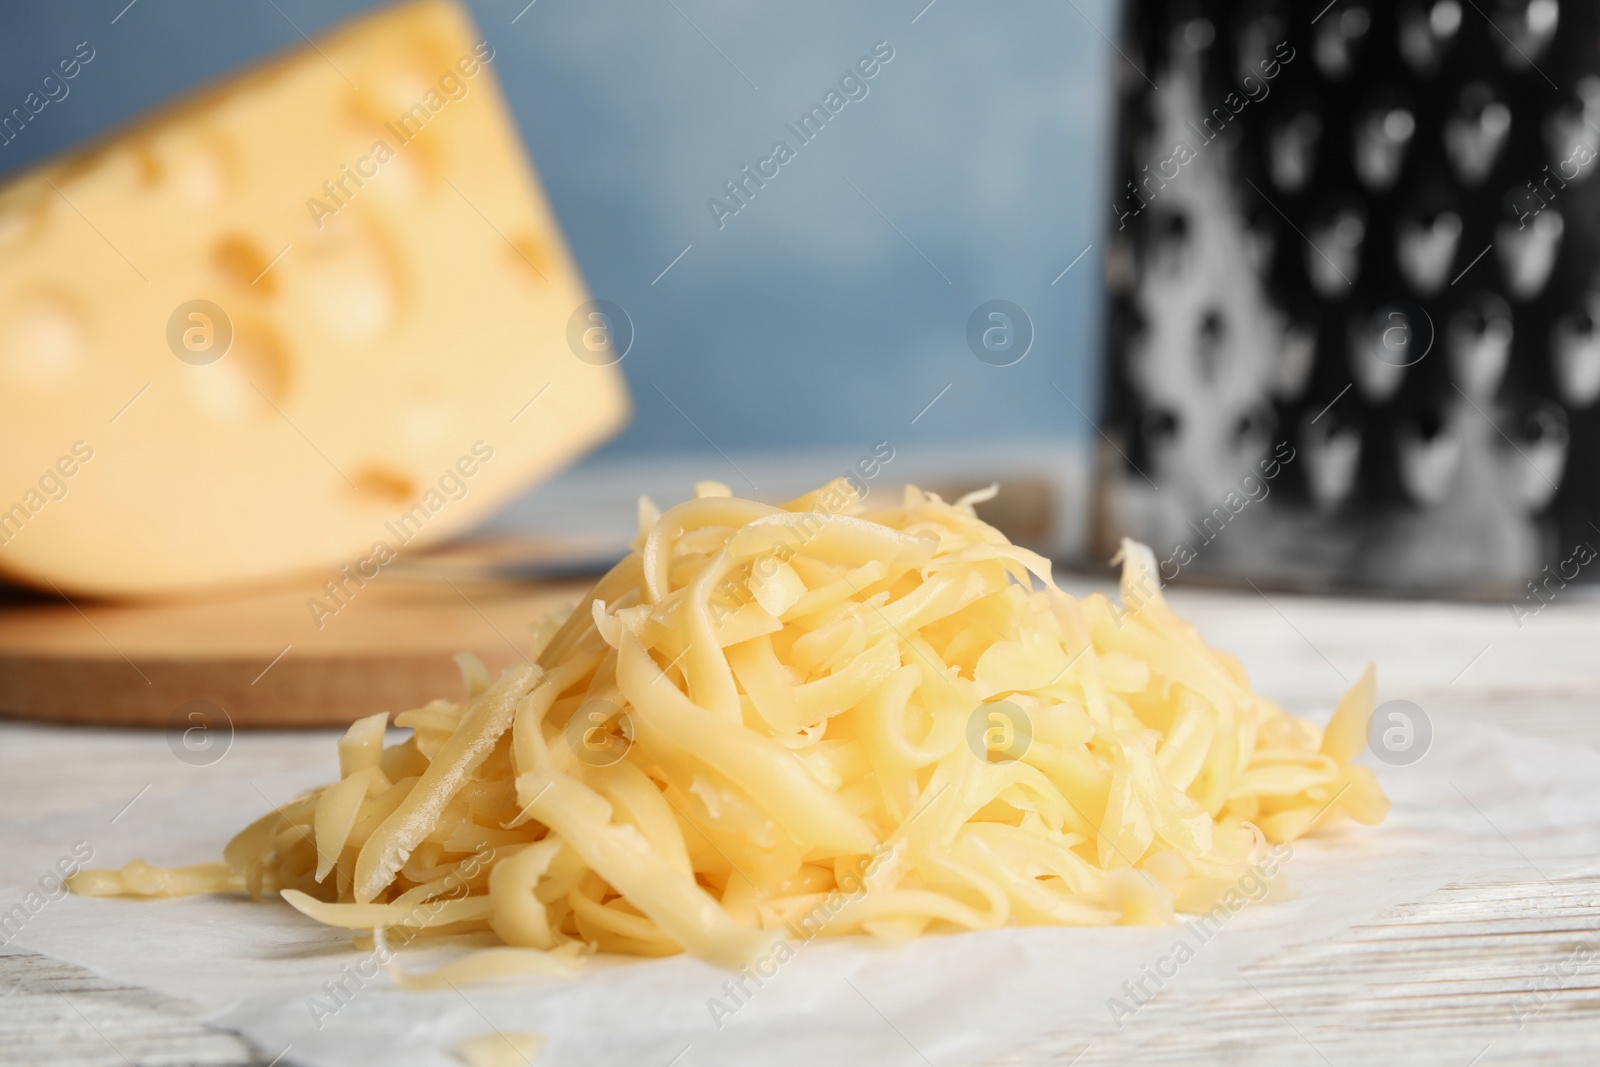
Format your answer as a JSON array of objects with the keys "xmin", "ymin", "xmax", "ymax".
[{"xmin": 0, "ymin": 0, "xmax": 629, "ymax": 598}]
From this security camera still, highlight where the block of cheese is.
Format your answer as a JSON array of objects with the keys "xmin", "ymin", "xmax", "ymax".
[{"xmin": 0, "ymin": 0, "xmax": 629, "ymax": 598}]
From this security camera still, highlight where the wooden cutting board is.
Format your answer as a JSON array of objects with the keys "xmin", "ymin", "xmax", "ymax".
[{"xmin": 0, "ymin": 571, "xmax": 590, "ymax": 728}]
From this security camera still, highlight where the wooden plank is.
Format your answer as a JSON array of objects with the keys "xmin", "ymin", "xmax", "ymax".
[
  {"xmin": 0, "ymin": 950, "xmax": 266, "ymax": 1066},
  {"xmin": 989, "ymin": 872, "xmax": 1600, "ymax": 1064}
]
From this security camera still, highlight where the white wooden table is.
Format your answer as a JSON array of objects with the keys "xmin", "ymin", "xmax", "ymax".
[{"xmin": 3, "ymin": 582, "xmax": 1598, "ymax": 1066}]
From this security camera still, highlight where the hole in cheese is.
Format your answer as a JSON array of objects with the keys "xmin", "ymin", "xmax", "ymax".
[
  {"xmin": 132, "ymin": 142, "xmax": 163, "ymax": 187},
  {"xmin": 213, "ymin": 234, "xmax": 275, "ymax": 293},
  {"xmin": 233, "ymin": 320, "xmax": 293, "ymax": 406},
  {"xmin": 161, "ymin": 127, "xmax": 236, "ymax": 208},
  {"xmin": 182, "ymin": 318, "xmax": 292, "ymax": 420},
  {"xmin": 347, "ymin": 77, "xmax": 445, "ymax": 193},
  {"xmin": 350, "ymin": 464, "xmax": 418, "ymax": 505},
  {"xmin": 1, "ymin": 289, "xmax": 87, "ymax": 390},
  {"xmin": 297, "ymin": 220, "xmax": 402, "ymax": 342},
  {"xmin": 509, "ymin": 234, "xmax": 552, "ymax": 283},
  {"xmin": 0, "ymin": 192, "xmax": 45, "ymax": 249}
]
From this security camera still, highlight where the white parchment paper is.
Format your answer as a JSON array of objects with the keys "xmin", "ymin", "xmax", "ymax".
[{"xmin": 4, "ymin": 720, "xmax": 1598, "ymax": 1067}]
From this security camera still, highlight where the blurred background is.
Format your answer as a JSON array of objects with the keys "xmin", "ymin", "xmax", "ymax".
[
  {"xmin": 4, "ymin": 0, "xmax": 1598, "ymax": 727},
  {"xmin": 0, "ymin": 0, "xmax": 1114, "ymax": 563}
]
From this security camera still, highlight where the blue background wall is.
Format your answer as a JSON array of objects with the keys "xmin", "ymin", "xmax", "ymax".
[{"xmin": 0, "ymin": 0, "xmax": 1116, "ymax": 464}]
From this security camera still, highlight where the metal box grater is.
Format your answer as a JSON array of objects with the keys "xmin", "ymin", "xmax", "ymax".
[{"xmin": 1097, "ymin": 0, "xmax": 1600, "ymax": 602}]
